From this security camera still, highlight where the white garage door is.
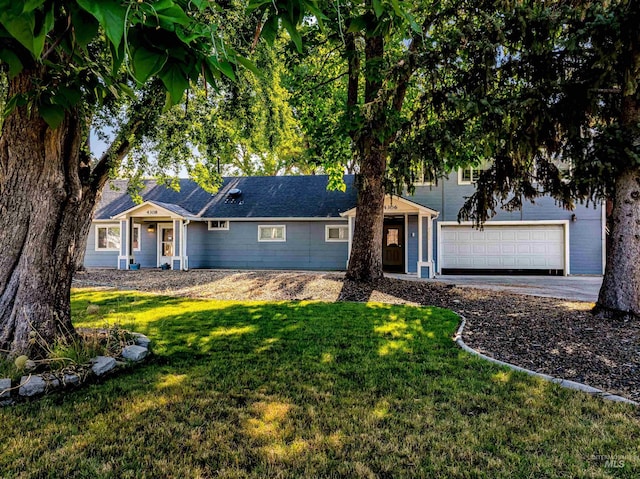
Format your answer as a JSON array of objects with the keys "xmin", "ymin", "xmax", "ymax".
[{"xmin": 440, "ymin": 224, "xmax": 566, "ymax": 273}]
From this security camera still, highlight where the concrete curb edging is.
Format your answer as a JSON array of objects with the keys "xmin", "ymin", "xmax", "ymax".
[{"xmin": 454, "ymin": 315, "xmax": 639, "ymax": 406}]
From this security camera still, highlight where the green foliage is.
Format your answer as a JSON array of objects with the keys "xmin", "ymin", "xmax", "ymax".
[
  {"xmin": 0, "ymin": 0, "xmax": 252, "ymax": 129},
  {"xmin": 134, "ymin": 41, "xmax": 309, "ymax": 178},
  {"xmin": 280, "ymin": 30, "xmax": 354, "ymax": 173},
  {"xmin": 405, "ymin": 1, "xmax": 640, "ymax": 225}
]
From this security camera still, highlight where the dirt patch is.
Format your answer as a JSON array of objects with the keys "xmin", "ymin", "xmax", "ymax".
[{"xmin": 74, "ymin": 269, "xmax": 640, "ymax": 401}]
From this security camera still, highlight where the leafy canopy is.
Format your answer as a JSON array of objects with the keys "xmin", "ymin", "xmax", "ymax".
[{"xmin": 0, "ymin": 0, "xmax": 247, "ymax": 128}]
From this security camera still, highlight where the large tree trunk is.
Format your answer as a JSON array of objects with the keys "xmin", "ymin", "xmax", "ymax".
[
  {"xmin": 345, "ymin": 34, "xmax": 387, "ymax": 281},
  {"xmin": 595, "ymin": 166, "xmax": 640, "ymax": 318},
  {"xmin": 0, "ymin": 69, "xmax": 99, "ymax": 358},
  {"xmin": 595, "ymin": 51, "xmax": 640, "ymax": 319},
  {"xmin": 346, "ymin": 145, "xmax": 387, "ymax": 281}
]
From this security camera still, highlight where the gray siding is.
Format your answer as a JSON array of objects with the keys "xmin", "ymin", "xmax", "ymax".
[
  {"xmin": 84, "ymin": 223, "xmax": 119, "ymax": 268},
  {"xmin": 187, "ymin": 220, "xmax": 349, "ymax": 271},
  {"xmin": 569, "ymin": 218, "xmax": 603, "ymax": 274},
  {"xmin": 408, "ymin": 173, "xmax": 604, "ymax": 275}
]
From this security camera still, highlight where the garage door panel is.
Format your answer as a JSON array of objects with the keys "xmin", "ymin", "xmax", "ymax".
[
  {"xmin": 531, "ymin": 231, "xmax": 547, "ymax": 241},
  {"xmin": 441, "ymin": 224, "xmax": 565, "ymax": 272},
  {"xmin": 517, "ymin": 244, "xmax": 531, "ymax": 254},
  {"xmin": 532, "ymin": 244, "xmax": 546, "ymax": 255}
]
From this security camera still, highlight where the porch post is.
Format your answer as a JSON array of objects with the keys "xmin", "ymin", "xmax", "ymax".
[
  {"xmin": 182, "ymin": 220, "xmax": 190, "ymax": 271},
  {"xmin": 417, "ymin": 214, "xmax": 423, "ymax": 278},
  {"xmin": 173, "ymin": 218, "xmax": 181, "ymax": 270},
  {"xmin": 118, "ymin": 217, "xmax": 132, "ymax": 270},
  {"xmin": 427, "ymin": 215, "xmax": 434, "ymax": 277},
  {"xmin": 347, "ymin": 215, "xmax": 354, "ymax": 268}
]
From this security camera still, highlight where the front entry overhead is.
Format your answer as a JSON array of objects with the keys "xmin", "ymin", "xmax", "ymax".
[
  {"xmin": 342, "ymin": 195, "xmax": 439, "ymax": 278},
  {"xmin": 438, "ymin": 222, "xmax": 569, "ymax": 275}
]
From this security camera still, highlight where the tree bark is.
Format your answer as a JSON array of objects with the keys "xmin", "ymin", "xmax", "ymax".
[
  {"xmin": 346, "ymin": 34, "xmax": 387, "ymax": 281},
  {"xmin": 0, "ymin": 69, "xmax": 99, "ymax": 358},
  {"xmin": 346, "ymin": 144, "xmax": 387, "ymax": 281},
  {"xmin": 595, "ymin": 166, "xmax": 640, "ymax": 318},
  {"xmin": 595, "ymin": 33, "xmax": 640, "ymax": 319}
]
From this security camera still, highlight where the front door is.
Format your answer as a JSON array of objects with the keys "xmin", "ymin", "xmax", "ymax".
[
  {"xmin": 158, "ymin": 225, "xmax": 174, "ymax": 267},
  {"xmin": 383, "ymin": 222, "xmax": 404, "ymax": 272}
]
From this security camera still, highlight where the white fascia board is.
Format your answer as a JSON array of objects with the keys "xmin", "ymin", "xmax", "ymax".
[
  {"xmin": 111, "ymin": 201, "xmax": 186, "ymax": 220},
  {"xmin": 341, "ymin": 195, "xmax": 438, "ymax": 217},
  {"xmin": 437, "ymin": 220, "xmax": 570, "ymax": 226},
  {"xmin": 197, "ymin": 217, "xmax": 348, "ymax": 222}
]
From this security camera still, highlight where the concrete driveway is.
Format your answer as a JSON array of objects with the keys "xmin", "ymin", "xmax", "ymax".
[{"xmin": 432, "ymin": 275, "xmax": 603, "ymax": 302}]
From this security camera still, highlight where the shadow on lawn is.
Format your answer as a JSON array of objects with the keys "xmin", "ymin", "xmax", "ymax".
[{"xmin": 3, "ymin": 297, "xmax": 637, "ymax": 478}]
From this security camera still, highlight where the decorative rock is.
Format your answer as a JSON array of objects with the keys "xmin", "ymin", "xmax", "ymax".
[
  {"xmin": 91, "ymin": 356, "xmax": 117, "ymax": 376},
  {"xmin": 121, "ymin": 345, "xmax": 148, "ymax": 362},
  {"xmin": 0, "ymin": 378, "xmax": 11, "ymax": 403},
  {"xmin": 19, "ymin": 375, "xmax": 45, "ymax": 397},
  {"xmin": 19, "ymin": 375, "xmax": 60, "ymax": 397},
  {"xmin": 63, "ymin": 374, "xmax": 81, "ymax": 386},
  {"xmin": 132, "ymin": 333, "xmax": 151, "ymax": 348}
]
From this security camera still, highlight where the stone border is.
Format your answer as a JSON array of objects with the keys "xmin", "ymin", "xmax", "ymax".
[
  {"xmin": 0, "ymin": 332, "xmax": 151, "ymax": 406},
  {"xmin": 454, "ymin": 315, "xmax": 639, "ymax": 406}
]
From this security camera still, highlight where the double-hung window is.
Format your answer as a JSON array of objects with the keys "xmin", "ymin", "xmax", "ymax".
[
  {"xmin": 258, "ymin": 225, "xmax": 286, "ymax": 242},
  {"xmin": 96, "ymin": 225, "xmax": 121, "ymax": 251},
  {"xmin": 413, "ymin": 165, "xmax": 436, "ymax": 186},
  {"xmin": 458, "ymin": 160, "xmax": 491, "ymax": 185},
  {"xmin": 325, "ymin": 225, "xmax": 348, "ymax": 242},
  {"xmin": 208, "ymin": 220, "xmax": 229, "ymax": 230}
]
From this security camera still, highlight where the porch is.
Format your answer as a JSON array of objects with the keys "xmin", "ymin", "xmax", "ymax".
[
  {"xmin": 341, "ymin": 195, "xmax": 439, "ymax": 278},
  {"xmin": 112, "ymin": 201, "xmax": 191, "ymax": 271}
]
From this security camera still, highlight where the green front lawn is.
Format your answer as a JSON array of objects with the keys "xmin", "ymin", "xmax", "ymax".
[{"xmin": 1, "ymin": 290, "xmax": 638, "ymax": 478}]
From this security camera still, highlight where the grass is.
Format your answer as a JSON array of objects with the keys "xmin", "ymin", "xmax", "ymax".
[{"xmin": 0, "ymin": 289, "xmax": 638, "ymax": 478}]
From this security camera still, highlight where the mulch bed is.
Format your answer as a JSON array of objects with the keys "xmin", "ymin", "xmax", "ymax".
[{"xmin": 74, "ymin": 269, "xmax": 640, "ymax": 402}]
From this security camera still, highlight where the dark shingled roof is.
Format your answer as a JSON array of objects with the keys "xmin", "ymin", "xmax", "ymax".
[
  {"xmin": 94, "ymin": 175, "xmax": 357, "ymax": 220},
  {"xmin": 94, "ymin": 179, "xmax": 214, "ymax": 219},
  {"xmin": 201, "ymin": 175, "xmax": 357, "ymax": 218}
]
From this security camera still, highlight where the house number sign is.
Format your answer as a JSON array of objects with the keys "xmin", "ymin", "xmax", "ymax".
[{"xmin": 146, "ymin": 210, "xmax": 158, "ymax": 215}]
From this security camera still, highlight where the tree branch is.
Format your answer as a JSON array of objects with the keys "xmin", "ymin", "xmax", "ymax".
[
  {"xmin": 90, "ymin": 82, "xmax": 166, "ymax": 191},
  {"xmin": 345, "ymin": 32, "xmax": 360, "ymax": 141},
  {"xmin": 306, "ymin": 71, "xmax": 348, "ymax": 92}
]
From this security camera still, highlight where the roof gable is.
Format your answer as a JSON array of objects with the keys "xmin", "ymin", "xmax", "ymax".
[
  {"xmin": 111, "ymin": 201, "xmax": 192, "ymax": 219},
  {"xmin": 94, "ymin": 179, "xmax": 215, "ymax": 220},
  {"xmin": 341, "ymin": 194, "xmax": 439, "ymax": 217}
]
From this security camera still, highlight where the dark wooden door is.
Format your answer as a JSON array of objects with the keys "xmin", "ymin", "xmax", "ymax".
[{"xmin": 383, "ymin": 224, "xmax": 404, "ymax": 272}]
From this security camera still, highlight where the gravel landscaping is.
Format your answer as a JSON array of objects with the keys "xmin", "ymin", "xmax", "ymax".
[{"xmin": 74, "ymin": 269, "xmax": 640, "ymax": 402}]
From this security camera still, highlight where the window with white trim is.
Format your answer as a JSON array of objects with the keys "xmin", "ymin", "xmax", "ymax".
[
  {"xmin": 132, "ymin": 224, "xmax": 141, "ymax": 251},
  {"xmin": 551, "ymin": 156, "xmax": 573, "ymax": 181},
  {"xmin": 95, "ymin": 225, "xmax": 121, "ymax": 251},
  {"xmin": 325, "ymin": 225, "xmax": 349, "ymax": 242},
  {"xmin": 413, "ymin": 165, "xmax": 436, "ymax": 186},
  {"xmin": 208, "ymin": 220, "xmax": 229, "ymax": 231},
  {"xmin": 258, "ymin": 225, "xmax": 286, "ymax": 242},
  {"xmin": 458, "ymin": 160, "xmax": 491, "ymax": 185}
]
